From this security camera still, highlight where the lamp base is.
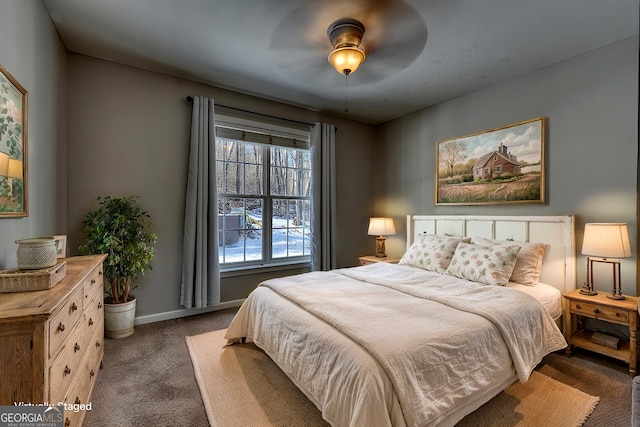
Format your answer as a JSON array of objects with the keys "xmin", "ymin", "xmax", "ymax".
[
  {"xmin": 607, "ymin": 293, "xmax": 625, "ymax": 300},
  {"xmin": 579, "ymin": 283, "xmax": 597, "ymax": 296},
  {"xmin": 375, "ymin": 236, "xmax": 387, "ymax": 258}
]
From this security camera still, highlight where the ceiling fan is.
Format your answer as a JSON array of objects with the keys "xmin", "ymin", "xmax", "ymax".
[{"xmin": 268, "ymin": 0, "xmax": 428, "ymax": 87}]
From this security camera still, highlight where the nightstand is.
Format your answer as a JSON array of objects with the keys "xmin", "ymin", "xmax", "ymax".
[
  {"xmin": 358, "ymin": 255, "xmax": 400, "ymax": 265},
  {"xmin": 562, "ymin": 289, "xmax": 638, "ymax": 376}
]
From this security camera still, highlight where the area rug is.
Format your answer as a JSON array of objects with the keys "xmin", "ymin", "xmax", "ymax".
[{"xmin": 186, "ymin": 329, "xmax": 599, "ymax": 427}]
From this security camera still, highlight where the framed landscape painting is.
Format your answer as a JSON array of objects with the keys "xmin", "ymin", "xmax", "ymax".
[
  {"xmin": 0, "ymin": 65, "xmax": 28, "ymax": 217},
  {"xmin": 436, "ymin": 117, "xmax": 545, "ymax": 205}
]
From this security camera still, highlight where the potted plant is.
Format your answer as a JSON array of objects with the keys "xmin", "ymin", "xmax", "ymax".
[{"xmin": 80, "ymin": 196, "xmax": 157, "ymax": 339}]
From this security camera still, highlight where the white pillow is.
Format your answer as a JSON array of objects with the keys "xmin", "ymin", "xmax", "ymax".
[
  {"xmin": 399, "ymin": 234, "xmax": 470, "ymax": 273},
  {"xmin": 444, "ymin": 242, "xmax": 521, "ymax": 286},
  {"xmin": 472, "ymin": 237, "xmax": 545, "ymax": 286}
]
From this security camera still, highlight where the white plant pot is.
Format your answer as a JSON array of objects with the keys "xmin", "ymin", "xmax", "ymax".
[{"xmin": 104, "ymin": 297, "xmax": 136, "ymax": 339}]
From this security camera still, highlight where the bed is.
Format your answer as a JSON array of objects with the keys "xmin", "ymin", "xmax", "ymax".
[{"xmin": 225, "ymin": 215, "xmax": 575, "ymax": 426}]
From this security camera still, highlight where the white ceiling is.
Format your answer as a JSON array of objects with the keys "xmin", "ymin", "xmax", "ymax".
[{"xmin": 42, "ymin": 0, "xmax": 638, "ymax": 125}]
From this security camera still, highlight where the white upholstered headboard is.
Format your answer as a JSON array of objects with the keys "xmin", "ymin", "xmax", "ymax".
[{"xmin": 406, "ymin": 215, "xmax": 576, "ymax": 294}]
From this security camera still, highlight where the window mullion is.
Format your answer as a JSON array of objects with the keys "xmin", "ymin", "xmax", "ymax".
[{"xmin": 263, "ymin": 145, "xmax": 272, "ymax": 263}]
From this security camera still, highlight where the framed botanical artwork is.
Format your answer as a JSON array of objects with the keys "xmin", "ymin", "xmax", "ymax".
[
  {"xmin": 0, "ymin": 65, "xmax": 28, "ymax": 217},
  {"xmin": 53, "ymin": 235, "xmax": 67, "ymax": 259},
  {"xmin": 436, "ymin": 117, "xmax": 545, "ymax": 205}
]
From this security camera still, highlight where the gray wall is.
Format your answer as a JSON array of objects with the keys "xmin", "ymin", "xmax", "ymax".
[
  {"xmin": 1, "ymin": 1, "xmax": 638, "ymax": 322},
  {"xmin": 0, "ymin": 1, "xmax": 68, "ymax": 269},
  {"xmin": 66, "ymin": 55, "xmax": 376, "ymax": 319},
  {"xmin": 376, "ymin": 37, "xmax": 639, "ymax": 296}
]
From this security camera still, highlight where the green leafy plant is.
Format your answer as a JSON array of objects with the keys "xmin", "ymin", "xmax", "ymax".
[{"xmin": 80, "ymin": 196, "xmax": 157, "ymax": 304}]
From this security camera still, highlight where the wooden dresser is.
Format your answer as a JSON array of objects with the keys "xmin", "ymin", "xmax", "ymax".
[{"xmin": 0, "ymin": 255, "xmax": 106, "ymax": 427}]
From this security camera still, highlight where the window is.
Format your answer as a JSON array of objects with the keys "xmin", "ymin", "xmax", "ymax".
[{"xmin": 215, "ymin": 116, "xmax": 311, "ymax": 269}]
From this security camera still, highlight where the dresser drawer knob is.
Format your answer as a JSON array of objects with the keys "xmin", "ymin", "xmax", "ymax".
[
  {"xmin": 65, "ymin": 418, "xmax": 71, "ymax": 427},
  {"xmin": 98, "ymin": 302, "xmax": 103, "ymax": 309},
  {"xmin": 96, "ymin": 341, "xmax": 101, "ymax": 348},
  {"xmin": 74, "ymin": 342, "xmax": 81, "ymax": 352},
  {"xmin": 91, "ymin": 279, "xmax": 96, "ymax": 284},
  {"xmin": 64, "ymin": 365, "xmax": 71, "ymax": 376},
  {"xmin": 89, "ymin": 318, "xmax": 94, "ymax": 326},
  {"xmin": 593, "ymin": 308, "xmax": 600, "ymax": 314},
  {"xmin": 576, "ymin": 304, "xmax": 582, "ymax": 309},
  {"xmin": 90, "ymin": 369, "xmax": 95, "ymax": 377},
  {"xmin": 70, "ymin": 302, "xmax": 78, "ymax": 312},
  {"xmin": 99, "ymin": 270, "xmax": 103, "ymax": 276},
  {"xmin": 57, "ymin": 323, "xmax": 65, "ymax": 332}
]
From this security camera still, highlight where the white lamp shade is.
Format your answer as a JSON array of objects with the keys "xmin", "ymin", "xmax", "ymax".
[
  {"xmin": 7, "ymin": 159, "xmax": 22, "ymax": 179},
  {"xmin": 582, "ymin": 223, "xmax": 631, "ymax": 258},
  {"xmin": 0, "ymin": 152, "xmax": 8, "ymax": 177},
  {"xmin": 368, "ymin": 217, "xmax": 396, "ymax": 236}
]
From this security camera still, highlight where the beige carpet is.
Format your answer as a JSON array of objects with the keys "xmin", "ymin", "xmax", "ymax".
[{"xmin": 187, "ymin": 329, "xmax": 599, "ymax": 427}]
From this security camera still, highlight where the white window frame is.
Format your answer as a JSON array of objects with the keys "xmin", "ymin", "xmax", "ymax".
[{"xmin": 215, "ymin": 114, "xmax": 311, "ymax": 273}]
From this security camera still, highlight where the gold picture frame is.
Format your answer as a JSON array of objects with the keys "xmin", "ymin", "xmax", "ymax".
[
  {"xmin": 0, "ymin": 65, "xmax": 28, "ymax": 217},
  {"xmin": 436, "ymin": 117, "xmax": 545, "ymax": 205}
]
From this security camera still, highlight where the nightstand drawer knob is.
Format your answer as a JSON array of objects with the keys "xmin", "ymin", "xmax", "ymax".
[
  {"xmin": 576, "ymin": 304, "xmax": 582, "ymax": 309},
  {"xmin": 593, "ymin": 308, "xmax": 600, "ymax": 314}
]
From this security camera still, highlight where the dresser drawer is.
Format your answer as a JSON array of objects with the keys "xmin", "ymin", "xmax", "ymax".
[
  {"xmin": 62, "ymin": 407, "xmax": 82, "ymax": 427},
  {"xmin": 83, "ymin": 267, "xmax": 103, "ymax": 308},
  {"xmin": 84, "ymin": 297, "xmax": 103, "ymax": 341},
  {"xmin": 49, "ymin": 286, "xmax": 84, "ymax": 357},
  {"xmin": 49, "ymin": 317, "xmax": 94, "ymax": 403},
  {"xmin": 83, "ymin": 317, "xmax": 104, "ymax": 394},
  {"xmin": 570, "ymin": 300, "xmax": 629, "ymax": 324},
  {"xmin": 63, "ymin": 319, "xmax": 104, "ymax": 416}
]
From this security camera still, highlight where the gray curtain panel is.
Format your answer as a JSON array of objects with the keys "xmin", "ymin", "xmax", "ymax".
[
  {"xmin": 310, "ymin": 122, "xmax": 337, "ymax": 271},
  {"xmin": 180, "ymin": 96, "xmax": 220, "ymax": 308}
]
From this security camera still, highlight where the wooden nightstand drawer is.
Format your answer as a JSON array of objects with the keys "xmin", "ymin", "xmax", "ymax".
[{"xmin": 570, "ymin": 300, "xmax": 629, "ymax": 324}]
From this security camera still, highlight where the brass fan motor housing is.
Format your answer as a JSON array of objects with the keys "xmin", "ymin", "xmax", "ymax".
[{"xmin": 327, "ymin": 18, "xmax": 365, "ymax": 49}]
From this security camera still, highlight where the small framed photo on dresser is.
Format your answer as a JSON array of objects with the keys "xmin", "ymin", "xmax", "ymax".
[{"xmin": 53, "ymin": 235, "xmax": 67, "ymax": 259}]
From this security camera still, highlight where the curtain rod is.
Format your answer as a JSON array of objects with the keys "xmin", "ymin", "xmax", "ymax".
[{"xmin": 186, "ymin": 96, "xmax": 314, "ymax": 127}]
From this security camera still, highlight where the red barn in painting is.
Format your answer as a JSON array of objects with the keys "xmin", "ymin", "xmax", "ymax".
[{"xmin": 473, "ymin": 143, "xmax": 521, "ymax": 181}]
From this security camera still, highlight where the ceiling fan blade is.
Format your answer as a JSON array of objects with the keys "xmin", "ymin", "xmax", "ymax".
[{"xmin": 269, "ymin": 0, "xmax": 428, "ymax": 84}]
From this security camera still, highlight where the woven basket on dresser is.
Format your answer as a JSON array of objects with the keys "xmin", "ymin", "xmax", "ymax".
[{"xmin": 0, "ymin": 262, "xmax": 67, "ymax": 292}]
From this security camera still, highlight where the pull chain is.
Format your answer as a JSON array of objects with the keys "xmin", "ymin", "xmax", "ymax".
[{"xmin": 344, "ymin": 74, "xmax": 349, "ymax": 113}]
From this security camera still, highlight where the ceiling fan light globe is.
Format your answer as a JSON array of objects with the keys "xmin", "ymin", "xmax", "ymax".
[{"xmin": 328, "ymin": 47, "xmax": 365, "ymax": 75}]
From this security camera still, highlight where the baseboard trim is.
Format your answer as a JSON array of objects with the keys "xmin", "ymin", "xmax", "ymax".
[{"xmin": 134, "ymin": 299, "xmax": 245, "ymax": 325}]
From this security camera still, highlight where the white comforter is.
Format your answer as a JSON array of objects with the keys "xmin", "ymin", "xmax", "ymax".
[{"xmin": 225, "ymin": 263, "xmax": 567, "ymax": 427}]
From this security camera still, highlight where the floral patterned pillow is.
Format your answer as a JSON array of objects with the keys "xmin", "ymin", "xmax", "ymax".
[
  {"xmin": 444, "ymin": 242, "xmax": 521, "ymax": 286},
  {"xmin": 472, "ymin": 237, "xmax": 545, "ymax": 286},
  {"xmin": 399, "ymin": 234, "xmax": 470, "ymax": 273}
]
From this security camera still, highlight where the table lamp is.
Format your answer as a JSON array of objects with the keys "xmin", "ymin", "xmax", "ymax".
[
  {"xmin": 581, "ymin": 223, "xmax": 631, "ymax": 299},
  {"xmin": 368, "ymin": 217, "xmax": 396, "ymax": 258}
]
